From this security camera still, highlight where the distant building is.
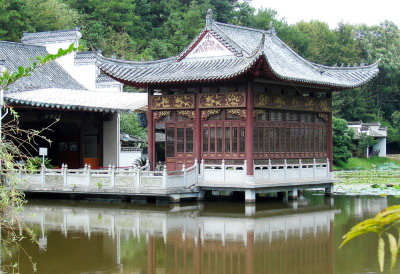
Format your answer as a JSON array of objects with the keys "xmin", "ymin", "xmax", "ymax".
[
  {"xmin": 1, "ymin": 28, "xmax": 147, "ymax": 168},
  {"xmin": 348, "ymin": 121, "xmax": 387, "ymax": 156}
]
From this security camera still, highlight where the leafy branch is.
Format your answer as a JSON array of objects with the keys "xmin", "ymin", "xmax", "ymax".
[{"xmin": 340, "ymin": 205, "xmax": 400, "ymax": 273}]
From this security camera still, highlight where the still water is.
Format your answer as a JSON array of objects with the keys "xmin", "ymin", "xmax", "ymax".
[{"xmin": 5, "ymin": 193, "xmax": 400, "ymax": 274}]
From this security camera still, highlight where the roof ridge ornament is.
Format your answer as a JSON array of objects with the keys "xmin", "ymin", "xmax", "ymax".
[
  {"xmin": 206, "ymin": 8, "xmax": 213, "ymax": 29},
  {"xmin": 269, "ymin": 21, "xmax": 276, "ymax": 34}
]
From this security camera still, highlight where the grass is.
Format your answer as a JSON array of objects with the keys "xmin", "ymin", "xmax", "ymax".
[{"xmin": 333, "ymin": 157, "xmax": 400, "ymax": 171}]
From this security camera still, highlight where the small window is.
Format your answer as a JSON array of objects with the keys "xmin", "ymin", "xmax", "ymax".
[
  {"xmin": 317, "ymin": 92, "xmax": 327, "ymax": 98},
  {"xmin": 203, "ymin": 129, "xmax": 209, "ymax": 153},
  {"xmin": 186, "ymin": 128, "xmax": 193, "ymax": 153}
]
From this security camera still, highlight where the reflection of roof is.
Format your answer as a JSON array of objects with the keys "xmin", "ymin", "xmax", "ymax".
[
  {"xmin": 5, "ymin": 89, "xmax": 147, "ymax": 113},
  {"xmin": 0, "ymin": 41, "xmax": 85, "ymax": 93},
  {"xmin": 97, "ymin": 12, "xmax": 379, "ymax": 89}
]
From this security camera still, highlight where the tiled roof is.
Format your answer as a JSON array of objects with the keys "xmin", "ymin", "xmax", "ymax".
[
  {"xmin": 96, "ymin": 16, "xmax": 379, "ymax": 89},
  {"xmin": 21, "ymin": 28, "xmax": 81, "ymax": 45},
  {"xmin": 5, "ymin": 89, "xmax": 147, "ymax": 113},
  {"xmin": 75, "ymin": 51, "xmax": 96, "ymax": 60},
  {"xmin": 96, "ymin": 73, "xmax": 118, "ymax": 84},
  {"xmin": 0, "ymin": 41, "xmax": 86, "ymax": 93}
]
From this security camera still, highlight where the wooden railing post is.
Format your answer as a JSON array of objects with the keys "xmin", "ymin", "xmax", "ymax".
[
  {"xmin": 268, "ymin": 159, "xmax": 272, "ymax": 181},
  {"xmin": 299, "ymin": 159, "xmax": 302, "ymax": 179},
  {"xmin": 162, "ymin": 165, "xmax": 167, "ymax": 189},
  {"xmin": 221, "ymin": 159, "xmax": 225, "ymax": 183},
  {"xmin": 313, "ymin": 158, "xmax": 316, "ymax": 179},
  {"xmin": 111, "ymin": 165, "xmax": 115, "ymax": 188},
  {"xmin": 63, "ymin": 164, "xmax": 68, "ymax": 186},
  {"xmin": 40, "ymin": 164, "xmax": 45, "ymax": 185},
  {"xmin": 284, "ymin": 159, "xmax": 287, "ymax": 180},
  {"xmin": 182, "ymin": 164, "xmax": 186, "ymax": 187}
]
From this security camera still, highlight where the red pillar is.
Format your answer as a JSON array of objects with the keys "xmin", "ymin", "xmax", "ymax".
[
  {"xmin": 194, "ymin": 88, "xmax": 201, "ymax": 165},
  {"xmin": 147, "ymin": 86, "xmax": 155, "ymax": 170},
  {"xmin": 327, "ymin": 110, "xmax": 333, "ymax": 172},
  {"xmin": 245, "ymin": 79, "xmax": 254, "ymax": 175}
]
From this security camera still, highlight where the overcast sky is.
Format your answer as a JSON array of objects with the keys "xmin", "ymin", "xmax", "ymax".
[{"xmin": 250, "ymin": 0, "xmax": 400, "ymax": 29}]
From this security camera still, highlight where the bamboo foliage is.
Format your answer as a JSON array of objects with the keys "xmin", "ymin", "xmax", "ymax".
[{"xmin": 340, "ymin": 205, "xmax": 400, "ymax": 273}]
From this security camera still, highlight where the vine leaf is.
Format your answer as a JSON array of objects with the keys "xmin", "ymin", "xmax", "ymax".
[
  {"xmin": 379, "ymin": 236, "xmax": 385, "ymax": 272},
  {"xmin": 387, "ymin": 233, "xmax": 398, "ymax": 272}
]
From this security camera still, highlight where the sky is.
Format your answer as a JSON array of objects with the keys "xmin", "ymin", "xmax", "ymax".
[{"xmin": 250, "ymin": 0, "xmax": 400, "ymax": 29}]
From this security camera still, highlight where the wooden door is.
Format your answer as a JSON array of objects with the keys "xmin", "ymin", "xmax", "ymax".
[
  {"xmin": 58, "ymin": 136, "xmax": 80, "ymax": 169},
  {"xmin": 165, "ymin": 123, "xmax": 194, "ymax": 171}
]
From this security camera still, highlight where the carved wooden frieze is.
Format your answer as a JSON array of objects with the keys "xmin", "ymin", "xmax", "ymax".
[
  {"xmin": 254, "ymin": 94, "xmax": 332, "ymax": 112},
  {"xmin": 226, "ymin": 108, "xmax": 246, "ymax": 119},
  {"xmin": 177, "ymin": 110, "xmax": 195, "ymax": 120},
  {"xmin": 153, "ymin": 111, "xmax": 171, "ymax": 121},
  {"xmin": 150, "ymin": 94, "xmax": 195, "ymax": 110},
  {"xmin": 201, "ymin": 109, "xmax": 221, "ymax": 120},
  {"xmin": 199, "ymin": 92, "xmax": 246, "ymax": 109}
]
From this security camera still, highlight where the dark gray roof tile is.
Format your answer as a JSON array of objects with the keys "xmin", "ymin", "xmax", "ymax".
[
  {"xmin": 0, "ymin": 41, "xmax": 86, "ymax": 93},
  {"xmin": 96, "ymin": 18, "xmax": 379, "ymax": 89},
  {"xmin": 21, "ymin": 28, "xmax": 81, "ymax": 44}
]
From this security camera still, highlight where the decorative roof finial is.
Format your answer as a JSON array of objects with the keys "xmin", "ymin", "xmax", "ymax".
[
  {"xmin": 269, "ymin": 21, "xmax": 276, "ymax": 34},
  {"xmin": 206, "ymin": 8, "xmax": 213, "ymax": 28},
  {"xmin": 260, "ymin": 32, "xmax": 266, "ymax": 51}
]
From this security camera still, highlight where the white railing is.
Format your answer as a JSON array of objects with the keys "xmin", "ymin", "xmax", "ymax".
[
  {"xmin": 9, "ymin": 159, "xmax": 199, "ymax": 192},
  {"xmin": 254, "ymin": 158, "xmax": 330, "ymax": 183},
  {"xmin": 199, "ymin": 158, "xmax": 331, "ymax": 184},
  {"xmin": 8, "ymin": 158, "xmax": 331, "ymax": 191},
  {"xmin": 199, "ymin": 159, "xmax": 246, "ymax": 184}
]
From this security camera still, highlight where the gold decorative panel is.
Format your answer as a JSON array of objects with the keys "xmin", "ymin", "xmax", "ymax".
[
  {"xmin": 199, "ymin": 92, "xmax": 246, "ymax": 108},
  {"xmin": 254, "ymin": 94, "xmax": 332, "ymax": 112},
  {"xmin": 177, "ymin": 110, "xmax": 195, "ymax": 119},
  {"xmin": 150, "ymin": 94, "xmax": 195, "ymax": 110}
]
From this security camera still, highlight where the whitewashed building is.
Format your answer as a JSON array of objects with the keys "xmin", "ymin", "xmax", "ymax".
[
  {"xmin": 348, "ymin": 121, "xmax": 387, "ymax": 156},
  {"xmin": 1, "ymin": 28, "xmax": 147, "ymax": 168}
]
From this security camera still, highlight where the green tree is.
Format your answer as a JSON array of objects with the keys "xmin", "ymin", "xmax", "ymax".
[
  {"xmin": 120, "ymin": 112, "xmax": 148, "ymax": 147},
  {"xmin": 0, "ymin": 0, "xmax": 31, "ymax": 41},
  {"xmin": 357, "ymin": 132, "xmax": 378, "ymax": 158},
  {"xmin": 332, "ymin": 117, "xmax": 355, "ymax": 165},
  {"xmin": 25, "ymin": 0, "xmax": 80, "ymax": 32}
]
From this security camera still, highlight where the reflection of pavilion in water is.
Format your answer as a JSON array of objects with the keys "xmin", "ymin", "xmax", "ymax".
[{"xmin": 21, "ymin": 201, "xmax": 336, "ymax": 273}]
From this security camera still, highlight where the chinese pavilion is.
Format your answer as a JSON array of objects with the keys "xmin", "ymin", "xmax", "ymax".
[{"xmin": 96, "ymin": 9, "xmax": 379, "ymax": 177}]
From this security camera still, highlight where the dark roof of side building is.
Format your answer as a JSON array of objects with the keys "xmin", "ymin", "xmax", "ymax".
[
  {"xmin": 96, "ymin": 10, "xmax": 379, "ymax": 89},
  {"xmin": 21, "ymin": 28, "xmax": 81, "ymax": 45},
  {"xmin": 0, "ymin": 41, "xmax": 86, "ymax": 93}
]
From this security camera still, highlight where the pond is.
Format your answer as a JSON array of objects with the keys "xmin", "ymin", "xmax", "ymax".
[{"xmin": 3, "ymin": 193, "xmax": 400, "ymax": 273}]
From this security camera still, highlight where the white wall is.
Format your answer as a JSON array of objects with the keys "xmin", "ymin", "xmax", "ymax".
[
  {"xmin": 120, "ymin": 150, "xmax": 143, "ymax": 167},
  {"xmin": 373, "ymin": 138, "xmax": 387, "ymax": 157},
  {"xmin": 103, "ymin": 113, "xmax": 120, "ymax": 167}
]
